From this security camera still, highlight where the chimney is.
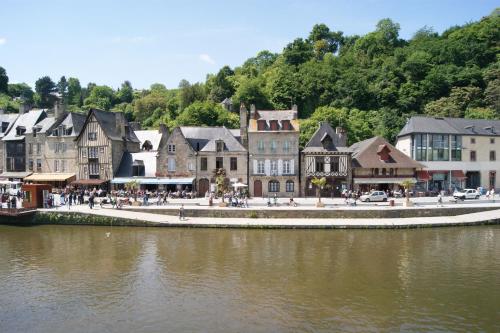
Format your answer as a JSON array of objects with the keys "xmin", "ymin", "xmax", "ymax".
[
  {"xmin": 54, "ymin": 98, "xmax": 65, "ymax": 119},
  {"xmin": 239, "ymin": 103, "xmax": 248, "ymax": 149},
  {"xmin": 292, "ymin": 104, "xmax": 298, "ymax": 119},
  {"xmin": 250, "ymin": 104, "xmax": 258, "ymax": 120},
  {"xmin": 336, "ymin": 126, "xmax": 347, "ymax": 147},
  {"xmin": 159, "ymin": 123, "xmax": 168, "ymax": 135},
  {"xmin": 19, "ymin": 102, "xmax": 30, "ymax": 115},
  {"xmin": 116, "ymin": 112, "xmax": 126, "ymax": 138}
]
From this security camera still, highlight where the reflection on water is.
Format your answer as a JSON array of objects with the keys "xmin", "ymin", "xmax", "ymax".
[{"xmin": 0, "ymin": 225, "xmax": 499, "ymax": 332}]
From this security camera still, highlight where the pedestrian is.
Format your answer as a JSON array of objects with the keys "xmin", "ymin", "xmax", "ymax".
[
  {"xmin": 89, "ymin": 194, "xmax": 94, "ymax": 209},
  {"xmin": 437, "ymin": 193, "xmax": 443, "ymax": 207},
  {"xmin": 179, "ymin": 204, "xmax": 185, "ymax": 221}
]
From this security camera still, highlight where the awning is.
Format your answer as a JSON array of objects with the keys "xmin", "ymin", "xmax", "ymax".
[
  {"xmin": 71, "ymin": 179, "xmax": 108, "ymax": 186},
  {"xmin": 111, "ymin": 177, "xmax": 195, "ymax": 185},
  {"xmin": 24, "ymin": 173, "xmax": 76, "ymax": 182},
  {"xmin": 354, "ymin": 178, "xmax": 417, "ymax": 184},
  {"xmin": 416, "ymin": 170, "xmax": 431, "ymax": 181},
  {"xmin": 451, "ymin": 170, "xmax": 467, "ymax": 179},
  {"xmin": 0, "ymin": 171, "xmax": 33, "ymax": 179}
]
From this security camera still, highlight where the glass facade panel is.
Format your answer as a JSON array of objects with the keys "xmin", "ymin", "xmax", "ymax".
[
  {"xmin": 429, "ymin": 134, "xmax": 449, "ymax": 161},
  {"xmin": 451, "ymin": 135, "xmax": 462, "ymax": 161}
]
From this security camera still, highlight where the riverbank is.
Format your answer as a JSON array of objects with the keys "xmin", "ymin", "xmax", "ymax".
[{"xmin": 4, "ymin": 203, "xmax": 499, "ymax": 229}]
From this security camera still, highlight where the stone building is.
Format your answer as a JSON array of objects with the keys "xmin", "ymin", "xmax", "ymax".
[
  {"xmin": 396, "ymin": 116, "xmax": 500, "ymax": 192},
  {"xmin": 351, "ymin": 136, "xmax": 424, "ymax": 192},
  {"xmin": 0, "ymin": 111, "xmax": 19, "ymax": 174},
  {"xmin": 74, "ymin": 109, "xmax": 140, "ymax": 188},
  {"xmin": 247, "ymin": 104, "xmax": 300, "ymax": 197},
  {"xmin": 301, "ymin": 122, "xmax": 352, "ymax": 197},
  {"xmin": 157, "ymin": 126, "xmax": 247, "ymax": 195}
]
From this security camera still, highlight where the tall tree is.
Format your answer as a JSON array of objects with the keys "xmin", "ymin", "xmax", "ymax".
[
  {"xmin": 35, "ymin": 76, "xmax": 56, "ymax": 108},
  {"xmin": 67, "ymin": 77, "xmax": 82, "ymax": 106},
  {"xmin": 0, "ymin": 66, "xmax": 8, "ymax": 93}
]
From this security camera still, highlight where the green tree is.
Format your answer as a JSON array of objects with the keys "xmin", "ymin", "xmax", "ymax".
[
  {"xmin": 35, "ymin": 76, "xmax": 56, "ymax": 108},
  {"xmin": 282, "ymin": 38, "xmax": 314, "ymax": 66},
  {"xmin": 83, "ymin": 85, "xmax": 115, "ymax": 111},
  {"xmin": 0, "ymin": 66, "xmax": 8, "ymax": 93},
  {"xmin": 175, "ymin": 101, "xmax": 238, "ymax": 128},
  {"xmin": 8, "ymin": 83, "xmax": 34, "ymax": 104},
  {"xmin": 208, "ymin": 66, "xmax": 235, "ymax": 102},
  {"xmin": 116, "ymin": 80, "xmax": 133, "ymax": 104},
  {"xmin": 311, "ymin": 177, "xmax": 327, "ymax": 206},
  {"xmin": 67, "ymin": 77, "xmax": 82, "ymax": 106}
]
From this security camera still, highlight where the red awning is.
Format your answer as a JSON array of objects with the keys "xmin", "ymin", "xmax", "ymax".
[
  {"xmin": 416, "ymin": 170, "xmax": 431, "ymax": 181},
  {"xmin": 451, "ymin": 170, "xmax": 467, "ymax": 179}
]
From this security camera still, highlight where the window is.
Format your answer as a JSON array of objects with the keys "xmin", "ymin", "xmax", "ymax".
[
  {"xmin": 470, "ymin": 150, "xmax": 477, "ymax": 162},
  {"xmin": 36, "ymin": 143, "xmax": 41, "ymax": 155},
  {"xmin": 28, "ymin": 159, "xmax": 33, "ymax": 171},
  {"xmin": 373, "ymin": 168, "xmax": 379, "ymax": 176},
  {"xmin": 16, "ymin": 143, "xmax": 23, "ymax": 154},
  {"xmin": 89, "ymin": 162, "xmax": 99, "ymax": 175},
  {"xmin": 230, "ymin": 157, "xmax": 237, "ymax": 171},
  {"xmin": 28, "ymin": 143, "xmax": 33, "ymax": 155},
  {"xmin": 491, "ymin": 138, "xmax": 495, "ymax": 144},
  {"xmin": 490, "ymin": 151, "xmax": 496, "ymax": 161},
  {"xmin": 270, "ymin": 140, "xmax": 277, "ymax": 153},
  {"xmin": 282, "ymin": 120, "xmax": 291, "ymax": 130},
  {"xmin": 82, "ymin": 148, "xmax": 87, "ymax": 158},
  {"xmin": 1, "ymin": 122, "xmax": 8, "ymax": 133},
  {"xmin": 268, "ymin": 180, "xmax": 280, "ymax": 192},
  {"xmin": 188, "ymin": 162, "xmax": 194, "ymax": 171},
  {"xmin": 62, "ymin": 143, "xmax": 67, "ymax": 153},
  {"xmin": 216, "ymin": 157, "xmax": 223, "ymax": 169},
  {"xmin": 88, "ymin": 132, "xmax": 97, "ymax": 141},
  {"xmin": 88, "ymin": 147, "xmax": 98, "ymax": 158},
  {"xmin": 270, "ymin": 120, "xmax": 278, "ymax": 131},
  {"xmin": 257, "ymin": 120, "xmax": 266, "ymax": 131},
  {"xmin": 167, "ymin": 158, "xmax": 176, "ymax": 172},
  {"xmin": 258, "ymin": 140, "xmax": 265, "ymax": 153},
  {"xmin": 168, "ymin": 144, "xmax": 176, "ymax": 153},
  {"xmin": 389, "ymin": 168, "xmax": 394, "ymax": 176},
  {"xmin": 55, "ymin": 143, "xmax": 59, "ymax": 153},
  {"xmin": 315, "ymin": 157, "xmax": 324, "ymax": 172},
  {"xmin": 270, "ymin": 160, "xmax": 278, "ymax": 175},
  {"xmin": 257, "ymin": 160, "xmax": 265, "ymax": 174},
  {"xmin": 54, "ymin": 160, "xmax": 59, "ymax": 172},
  {"xmin": 283, "ymin": 140, "xmax": 290, "ymax": 153},
  {"xmin": 216, "ymin": 141, "xmax": 224, "ymax": 152},
  {"xmin": 99, "ymin": 147, "xmax": 104, "ymax": 154},
  {"xmin": 286, "ymin": 180, "xmax": 294, "ymax": 193},
  {"xmin": 470, "ymin": 138, "xmax": 476, "ymax": 144},
  {"xmin": 382, "ymin": 168, "xmax": 387, "ymax": 176},
  {"xmin": 332, "ymin": 157, "xmax": 339, "ymax": 172},
  {"xmin": 61, "ymin": 160, "xmax": 66, "ymax": 172},
  {"xmin": 451, "ymin": 135, "xmax": 462, "ymax": 161},
  {"xmin": 36, "ymin": 159, "xmax": 42, "ymax": 172},
  {"xmin": 490, "ymin": 171, "xmax": 496, "ymax": 189},
  {"xmin": 429, "ymin": 134, "xmax": 449, "ymax": 161},
  {"xmin": 201, "ymin": 157, "xmax": 208, "ymax": 171},
  {"xmin": 283, "ymin": 160, "xmax": 291, "ymax": 174}
]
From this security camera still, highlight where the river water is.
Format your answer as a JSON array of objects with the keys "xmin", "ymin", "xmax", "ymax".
[{"xmin": 0, "ymin": 225, "xmax": 499, "ymax": 332}]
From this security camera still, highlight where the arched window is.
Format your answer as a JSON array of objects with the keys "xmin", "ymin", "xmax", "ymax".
[
  {"xmin": 268, "ymin": 180, "xmax": 280, "ymax": 192},
  {"xmin": 382, "ymin": 168, "xmax": 387, "ymax": 176},
  {"xmin": 389, "ymin": 168, "xmax": 394, "ymax": 176},
  {"xmin": 286, "ymin": 180, "xmax": 294, "ymax": 192},
  {"xmin": 374, "ymin": 168, "xmax": 379, "ymax": 176}
]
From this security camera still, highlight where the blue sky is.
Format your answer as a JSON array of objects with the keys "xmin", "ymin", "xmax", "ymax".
[{"xmin": 0, "ymin": 0, "xmax": 497, "ymax": 90}]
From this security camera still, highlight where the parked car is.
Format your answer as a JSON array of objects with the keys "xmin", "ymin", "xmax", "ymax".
[
  {"xmin": 453, "ymin": 189, "xmax": 480, "ymax": 200},
  {"xmin": 360, "ymin": 191, "xmax": 388, "ymax": 202}
]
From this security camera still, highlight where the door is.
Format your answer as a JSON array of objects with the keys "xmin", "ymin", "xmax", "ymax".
[
  {"xmin": 198, "ymin": 178, "xmax": 209, "ymax": 196},
  {"xmin": 253, "ymin": 180, "xmax": 262, "ymax": 197}
]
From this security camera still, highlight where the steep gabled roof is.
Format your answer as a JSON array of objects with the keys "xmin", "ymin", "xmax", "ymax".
[
  {"xmin": 76, "ymin": 109, "xmax": 140, "ymax": 143},
  {"xmin": 47, "ymin": 112, "xmax": 87, "ymax": 137},
  {"xmin": 350, "ymin": 136, "xmax": 424, "ymax": 169},
  {"xmin": 303, "ymin": 122, "xmax": 352, "ymax": 153},
  {"xmin": 398, "ymin": 116, "xmax": 500, "ymax": 137},
  {"xmin": 2, "ymin": 109, "xmax": 47, "ymax": 141},
  {"xmin": 179, "ymin": 126, "xmax": 246, "ymax": 152},
  {"xmin": 0, "ymin": 113, "xmax": 20, "ymax": 138},
  {"xmin": 115, "ymin": 151, "xmax": 158, "ymax": 178},
  {"xmin": 134, "ymin": 130, "xmax": 163, "ymax": 151}
]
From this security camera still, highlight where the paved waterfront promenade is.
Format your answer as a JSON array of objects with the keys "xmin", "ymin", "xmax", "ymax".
[{"xmin": 38, "ymin": 197, "xmax": 500, "ymax": 228}]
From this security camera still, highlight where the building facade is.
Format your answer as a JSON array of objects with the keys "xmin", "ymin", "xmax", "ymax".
[
  {"xmin": 396, "ymin": 116, "xmax": 500, "ymax": 192},
  {"xmin": 74, "ymin": 109, "xmax": 140, "ymax": 187},
  {"xmin": 247, "ymin": 104, "xmax": 300, "ymax": 197},
  {"xmin": 351, "ymin": 136, "xmax": 423, "ymax": 192},
  {"xmin": 0, "ymin": 111, "xmax": 19, "ymax": 174},
  {"xmin": 301, "ymin": 122, "xmax": 352, "ymax": 197}
]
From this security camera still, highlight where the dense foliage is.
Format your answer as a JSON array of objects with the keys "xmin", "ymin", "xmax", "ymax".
[{"xmin": 1, "ymin": 9, "xmax": 498, "ymax": 146}]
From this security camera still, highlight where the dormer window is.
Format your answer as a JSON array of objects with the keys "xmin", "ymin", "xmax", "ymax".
[
  {"xmin": 270, "ymin": 120, "xmax": 279, "ymax": 131},
  {"xmin": 282, "ymin": 120, "xmax": 291, "ymax": 130},
  {"xmin": 1, "ymin": 122, "xmax": 8, "ymax": 133},
  {"xmin": 142, "ymin": 140, "xmax": 153, "ymax": 151},
  {"xmin": 321, "ymin": 133, "xmax": 333, "ymax": 149},
  {"xmin": 377, "ymin": 144, "xmax": 391, "ymax": 162},
  {"xmin": 257, "ymin": 120, "xmax": 266, "ymax": 131},
  {"xmin": 16, "ymin": 126, "xmax": 26, "ymax": 136},
  {"xmin": 216, "ymin": 140, "xmax": 224, "ymax": 152}
]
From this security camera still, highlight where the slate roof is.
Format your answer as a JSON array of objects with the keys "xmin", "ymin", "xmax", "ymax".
[
  {"xmin": 179, "ymin": 126, "xmax": 246, "ymax": 152},
  {"xmin": 303, "ymin": 122, "xmax": 352, "ymax": 153},
  {"xmin": 248, "ymin": 109, "xmax": 300, "ymax": 132},
  {"xmin": 48, "ymin": 112, "xmax": 87, "ymax": 136},
  {"xmin": 350, "ymin": 136, "xmax": 424, "ymax": 169},
  {"xmin": 2, "ymin": 109, "xmax": 47, "ymax": 141},
  {"xmin": 0, "ymin": 113, "xmax": 19, "ymax": 138},
  {"xmin": 134, "ymin": 130, "xmax": 163, "ymax": 151},
  {"xmin": 78, "ymin": 109, "xmax": 140, "ymax": 143},
  {"xmin": 115, "ymin": 151, "xmax": 158, "ymax": 178},
  {"xmin": 398, "ymin": 116, "xmax": 500, "ymax": 137}
]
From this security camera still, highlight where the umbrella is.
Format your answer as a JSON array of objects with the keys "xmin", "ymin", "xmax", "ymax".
[{"xmin": 232, "ymin": 182, "xmax": 248, "ymax": 188}]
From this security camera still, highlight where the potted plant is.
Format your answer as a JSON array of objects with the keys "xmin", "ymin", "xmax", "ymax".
[
  {"xmin": 311, "ymin": 176, "xmax": 327, "ymax": 208},
  {"xmin": 399, "ymin": 179, "xmax": 416, "ymax": 207},
  {"xmin": 125, "ymin": 179, "xmax": 140, "ymax": 205}
]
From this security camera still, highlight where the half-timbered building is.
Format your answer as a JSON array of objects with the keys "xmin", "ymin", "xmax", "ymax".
[
  {"xmin": 301, "ymin": 122, "xmax": 352, "ymax": 197},
  {"xmin": 74, "ymin": 109, "xmax": 140, "ymax": 188}
]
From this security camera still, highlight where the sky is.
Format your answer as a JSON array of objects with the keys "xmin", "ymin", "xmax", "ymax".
[{"xmin": 0, "ymin": 0, "xmax": 497, "ymax": 90}]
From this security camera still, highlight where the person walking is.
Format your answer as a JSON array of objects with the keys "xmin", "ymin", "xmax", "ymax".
[
  {"xmin": 179, "ymin": 204, "xmax": 185, "ymax": 221},
  {"xmin": 437, "ymin": 193, "xmax": 443, "ymax": 207}
]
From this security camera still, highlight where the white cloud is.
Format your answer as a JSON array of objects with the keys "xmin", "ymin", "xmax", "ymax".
[
  {"xmin": 0, "ymin": 37, "xmax": 6, "ymax": 45},
  {"xmin": 199, "ymin": 53, "xmax": 215, "ymax": 65}
]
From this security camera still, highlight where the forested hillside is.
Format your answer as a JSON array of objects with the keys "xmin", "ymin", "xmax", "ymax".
[{"xmin": 0, "ymin": 9, "xmax": 498, "ymax": 145}]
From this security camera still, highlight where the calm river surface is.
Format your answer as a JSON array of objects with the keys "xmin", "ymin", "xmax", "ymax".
[{"xmin": 0, "ymin": 224, "xmax": 499, "ymax": 333}]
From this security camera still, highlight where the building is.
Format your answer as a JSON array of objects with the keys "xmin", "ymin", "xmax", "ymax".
[
  {"xmin": 247, "ymin": 104, "xmax": 300, "ymax": 197},
  {"xmin": 301, "ymin": 122, "xmax": 353, "ymax": 197},
  {"xmin": 396, "ymin": 116, "xmax": 500, "ymax": 191},
  {"xmin": 157, "ymin": 125, "xmax": 247, "ymax": 195},
  {"xmin": 112, "ymin": 125, "xmax": 170, "ymax": 190},
  {"xmin": 350, "ymin": 136, "xmax": 424, "ymax": 192},
  {"xmin": 74, "ymin": 109, "xmax": 140, "ymax": 188},
  {"xmin": 1, "ymin": 108, "xmax": 47, "ymax": 181},
  {"xmin": 23, "ymin": 111, "xmax": 86, "ymax": 187},
  {"xmin": 0, "ymin": 110, "xmax": 19, "ymax": 174}
]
